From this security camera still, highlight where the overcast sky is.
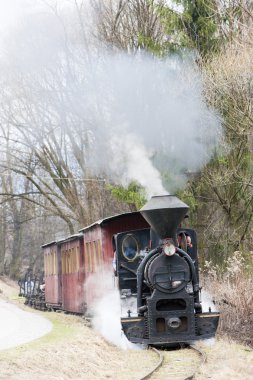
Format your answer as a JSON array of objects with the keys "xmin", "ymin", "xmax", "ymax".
[
  {"xmin": 0, "ymin": 0, "xmax": 74, "ymax": 54},
  {"xmin": 0, "ymin": 1, "xmax": 68, "ymax": 35},
  {"xmin": 0, "ymin": 0, "xmax": 26, "ymax": 32}
]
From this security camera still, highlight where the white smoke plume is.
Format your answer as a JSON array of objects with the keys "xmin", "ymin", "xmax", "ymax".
[
  {"xmin": 201, "ymin": 289, "xmax": 217, "ymax": 313},
  {"xmin": 199, "ymin": 290, "xmax": 217, "ymax": 346},
  {"xmin": 0, "ymin": 1, "xmax": 222, "ymax": 197},
  {"xmin": 82, "ymin": 51, "xmax": 221, "ymax": 195},
  {"xmin": 85, "ymin": 267, "xmax": 140, "ymax": 349},
  {"xmin": 92, "ymin": 289, "xmax": 139, "ymax": 350}
]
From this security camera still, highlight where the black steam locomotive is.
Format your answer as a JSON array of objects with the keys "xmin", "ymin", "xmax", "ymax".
[{"xmin": 116, "ymin": 195, "xmax": 219, "ymax": 345}]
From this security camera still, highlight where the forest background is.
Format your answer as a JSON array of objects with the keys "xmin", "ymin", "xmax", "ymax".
[{"xmin": 0, "ymin": 1, "xmax": 252, "ymax": 344}]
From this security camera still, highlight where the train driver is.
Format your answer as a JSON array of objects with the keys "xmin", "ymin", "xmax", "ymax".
[{"xmin": 177, "ymin": 232, "xmax": 193, "ymax": 251}]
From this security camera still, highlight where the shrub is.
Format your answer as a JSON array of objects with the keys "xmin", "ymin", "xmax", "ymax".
[{"xmin": 203, "ymin": 251, "xmax": 253, "ymax": 346}]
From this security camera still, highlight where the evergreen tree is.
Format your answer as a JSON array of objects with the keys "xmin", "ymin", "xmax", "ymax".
[{"xmin": 180, "ymin": 0, "xmax": 220, "ymax": 55}]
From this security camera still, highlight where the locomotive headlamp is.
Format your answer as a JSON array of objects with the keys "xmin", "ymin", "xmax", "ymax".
[
  {"xmin": 162, "ymin": 240, "xmax": 176, "ymax": 256},
  {"xmin": 172, "ymin": 280, "xmax": 183, "ymax": 288}
]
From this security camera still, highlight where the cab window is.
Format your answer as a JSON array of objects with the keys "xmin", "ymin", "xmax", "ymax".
[{"xmin": 122, "ymin": 235, "xmax": 138, "ymax": 261}]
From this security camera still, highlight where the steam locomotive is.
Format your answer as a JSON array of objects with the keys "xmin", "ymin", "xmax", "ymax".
[{"xmin": 20, "ymin": 195, "xmax": 219, "ymax": 346}]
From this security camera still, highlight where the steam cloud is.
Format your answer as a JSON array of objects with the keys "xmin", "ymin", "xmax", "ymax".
[
  {"xmin": 1, "ymin": 1, "xmax": 221, "ymax": 197},
  {"xmin": 85, "ymin": 268, "xmax": 140, "ymax": 349},
  {"xmin": 201, "ymin": 290, "xmax": 217, "ymax": 313},
  {"xmin": 92, "ymin": 289, "xmax": 138, "ymax": 349},
  {"xmin": 85, "ymin": 51, "xmax": 220, "ymax": 196}
]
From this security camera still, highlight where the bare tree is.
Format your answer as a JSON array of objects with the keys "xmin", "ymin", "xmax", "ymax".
[
  {"xmin": 92, "ymin": 0, "xmax": 168, "ymax": 51},
  {"xmin": 189, "ymin": 40, "xmax": 253, "ymax": 263}
]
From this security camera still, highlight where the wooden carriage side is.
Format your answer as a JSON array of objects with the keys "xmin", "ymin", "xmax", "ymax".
[
  {"xmin": 42, "ymin": 240, "xmax": 63, "ymax": 309},
  {"xmin": 42, "ymin": 212, "xmax": 149, "ymax": 314},
  {"xmin": 60, "ymin": 234, "xmax": 84, "ymax": 313},
  {"xmin": 80, "ymin": 212, "xmax": 149, "ymax": 309}
]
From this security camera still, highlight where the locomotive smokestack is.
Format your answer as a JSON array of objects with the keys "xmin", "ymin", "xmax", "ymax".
[{"xmin": 140, "ymin": 195, "xmax": 189, "ymax": 242}]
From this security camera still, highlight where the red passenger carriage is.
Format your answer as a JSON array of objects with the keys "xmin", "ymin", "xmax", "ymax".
[{"xmin": 42, "ymin": 212, "xmax": 148, "ymax": 312}]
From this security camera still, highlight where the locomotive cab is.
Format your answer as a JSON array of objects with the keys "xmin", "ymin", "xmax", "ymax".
[
  {"xmin": 114, "ymin": 228, "xmax": 150, "ymax": 314},
  {"xmin": 117, "ymin": 195, "xmax": 219, "ymax": 346}
]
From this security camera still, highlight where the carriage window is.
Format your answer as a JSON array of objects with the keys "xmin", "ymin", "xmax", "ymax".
[
  {"xmin": 53, "ymin": 251, "xmax": 57, "ymax": 274},
  {"xmin": 97, "ymin": 240, "xmax": 103, "ymax": 267},
  {"xmin": 122, "ymin": 235, "xmax": 139, "ymax": 261},
  {"xmin": 76, "ymin": 246, "xmax": 80, "ymax": 271}
]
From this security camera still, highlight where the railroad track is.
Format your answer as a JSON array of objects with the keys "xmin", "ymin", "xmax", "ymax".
[
  {"xmin": 138, "ymin": 347, "xmax": 164, "ymax": 380},
  {"xmin": 138, "ymin": 345, "xmax": 206, "ymax": 380}
]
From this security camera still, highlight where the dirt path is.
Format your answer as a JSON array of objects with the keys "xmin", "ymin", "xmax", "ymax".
[
  {"xmin": 0, "ymin": 299, "xmax": 52, "ymax": 350},
  {"xmin": 0, "ymin": 277, "xmax": 252, "ymax": 380}
]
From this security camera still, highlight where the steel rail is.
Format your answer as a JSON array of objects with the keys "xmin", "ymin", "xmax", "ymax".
[
  {"xmin": 184, "ymin": 344, "xmax": 207, "ymax": 380},
  {"xmin": 137, "ymin": 344, "xmax": 206, "ymax": 380},
  {"xmin": 137, "ymin": 346, "xmax": 164, "ymax": 380}
]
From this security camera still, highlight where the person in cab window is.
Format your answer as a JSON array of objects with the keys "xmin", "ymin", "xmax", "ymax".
[{"xmin": 178, "ymin": 232, "xmax": 192, "ymax": 251}]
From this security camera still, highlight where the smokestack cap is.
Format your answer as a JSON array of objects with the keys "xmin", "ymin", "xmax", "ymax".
[{"xmin": 140, "ymin": 195, "xmax": 189, "ymax": 240}]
